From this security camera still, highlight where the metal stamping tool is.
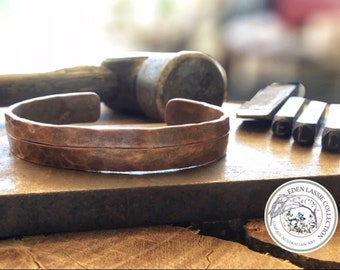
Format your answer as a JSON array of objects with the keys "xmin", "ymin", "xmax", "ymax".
[
  {"xmin": 322, "ymin": 104, "xmax": 340, "ymax": 153},
  {"xmin": 271, "ymin": 96, "xmax": 308, "ymax": 138},
  {"xmin": 236, "ymin": 82, "xmax": 305, "ymax": 120},
  {"xmin": 292, "ymin": 100, "xmax": 327, "ymax": 145}
]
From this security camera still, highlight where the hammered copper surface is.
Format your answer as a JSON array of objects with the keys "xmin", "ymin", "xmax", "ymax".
[
  {"xmin": 4, "ymin": 94, "xmax": 229, "ymax": 171},
  {"xmin": 5, "ymin": 94, "xmax": 229, "ymax": 148},
  {"xmin": 7, "ymin": 134, "xmax": 228, "ymax": 172}
]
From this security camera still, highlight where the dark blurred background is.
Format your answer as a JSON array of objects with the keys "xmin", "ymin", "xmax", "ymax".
[{"xmin": 1, "ymin": 0, "xmax": 339, "ymax": 102}]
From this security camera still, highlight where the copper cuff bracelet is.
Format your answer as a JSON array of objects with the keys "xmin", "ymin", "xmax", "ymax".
[{"xmin": 5, "ymin": 92, "xmax": 229, "ymax": 172}]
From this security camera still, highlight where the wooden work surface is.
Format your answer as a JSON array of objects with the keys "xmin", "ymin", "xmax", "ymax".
[
  {"xmin": 0, "ymin": 102, "xmax": 339, "ymax": 238},
  {"xmin": 0, "ymin": 224, "xmax": 301, "ymax": 269}
]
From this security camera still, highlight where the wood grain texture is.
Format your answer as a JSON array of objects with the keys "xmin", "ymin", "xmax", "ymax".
[
  {"xmin": 0, "ymin": 225, "xmax": 299, "ymax": 269},
  {"xmin": 0, "ymin": 66, "xmax": 117, "ymax": 106}
]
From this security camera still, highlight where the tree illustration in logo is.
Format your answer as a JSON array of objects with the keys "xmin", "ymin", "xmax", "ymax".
[{"xmin": 268, "ymin": 194, "xmax": 320, "ymax": 236}]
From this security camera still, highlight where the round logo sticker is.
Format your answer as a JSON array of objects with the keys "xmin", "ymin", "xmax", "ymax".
[{"xmin": 265, "ymin": 179, "xmax": 338, "ymax": 253}]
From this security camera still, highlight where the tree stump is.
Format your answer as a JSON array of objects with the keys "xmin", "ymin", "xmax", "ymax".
[{"xmin": 0, "ymin": 225, "xmax": 299, "ymax": 269}]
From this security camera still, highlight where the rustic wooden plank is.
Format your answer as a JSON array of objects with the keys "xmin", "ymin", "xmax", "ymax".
[
  {"xmin": 244, "ymin": 219, "xmax": 340, "ymax": 268},
  {"xmin": 0, "ymin": 225, "xmax": 299, "ymax": 269}
]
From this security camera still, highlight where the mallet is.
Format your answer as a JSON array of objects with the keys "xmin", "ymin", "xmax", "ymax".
[{"xmin": 0, "ymin": 51, "xmax": 227, "ymax": 121}]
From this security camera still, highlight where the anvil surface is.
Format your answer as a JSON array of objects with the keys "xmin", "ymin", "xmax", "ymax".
[{"xmin": 0, "ymin": 103, "xmax": 339, "ymax": 238}]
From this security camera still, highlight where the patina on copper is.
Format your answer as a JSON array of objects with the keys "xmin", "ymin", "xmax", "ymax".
[{"xmin": 5, "ymin": 92, "xmax": 229, "ymax": 172}]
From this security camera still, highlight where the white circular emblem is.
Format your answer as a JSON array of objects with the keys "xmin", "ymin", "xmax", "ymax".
[{"xmin": 265, "ymin": 179, "xmax": 338, "ymax": 253}]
